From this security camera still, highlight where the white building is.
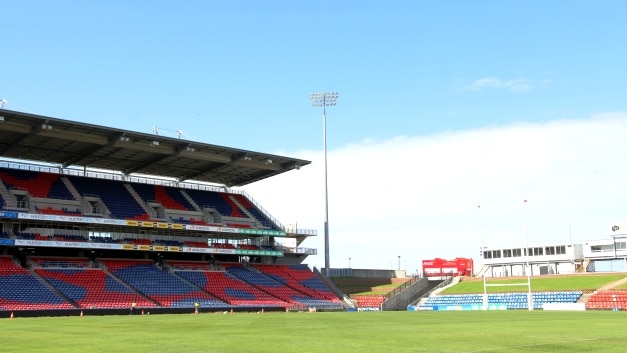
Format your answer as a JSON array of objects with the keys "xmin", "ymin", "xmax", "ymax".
[
  {"xmin": 479, "ymin": 243, "xmax": 583, "ymax": 277},
  {"xmin": 478, "ymin": 223, "xmax": 627, "ymax": 277}
]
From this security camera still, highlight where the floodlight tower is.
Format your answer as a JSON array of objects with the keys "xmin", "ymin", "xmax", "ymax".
[
  {"xmin": 310, "ymin": 91, "xmax": 338, "ymax": 277},
  {"xmin": 524, "ymin": 199, "xmax": 533, "ymax": 310},
  {"xmin": 0, "ymin": 99, "xmax": 7, "ymax": 109}
]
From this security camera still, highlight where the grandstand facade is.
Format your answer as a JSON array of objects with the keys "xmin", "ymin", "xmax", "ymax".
[
  {"xmin": 0, "ymin": 109, "xmax": 344, "ymax": 315},
  {"xmin": 478, "ymin": 236, "xmax": 627, "ymax": 277}
]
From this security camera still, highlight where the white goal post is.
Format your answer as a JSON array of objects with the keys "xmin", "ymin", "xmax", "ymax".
[{"xmin": 482, "ymin": 270, "xmax": 533, "ymax": 311}]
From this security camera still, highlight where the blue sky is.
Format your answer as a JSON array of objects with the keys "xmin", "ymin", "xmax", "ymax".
[{"xmin": 2, "ymin": 1, "xmax": 627, "ymax": 273}]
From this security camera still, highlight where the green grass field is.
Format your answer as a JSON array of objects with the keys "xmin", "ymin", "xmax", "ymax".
[{"xmin": 2, "ymin": 311, "xmax": 626, "ymax": 353}]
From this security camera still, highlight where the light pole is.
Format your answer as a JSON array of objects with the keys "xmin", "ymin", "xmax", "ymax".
[
  {"xmin": 478, "ymin": 204, "xmax": 484, "ymax": 276},
  {"xmin": 349, "ymin": 257, "xmax": 351, "ymax": 269},
  {"xmin": 310, "ymin": 91, "xmax": 338, "ymax": 277},
  {"xmin": 398, "ymin": 256, "xmax": 401, "ymax": 271},
  {"xmin": 524, "ymin": 199, "xmax": 533, "ymax": 310}
]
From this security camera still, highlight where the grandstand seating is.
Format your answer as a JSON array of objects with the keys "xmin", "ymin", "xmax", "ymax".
[
  {"xmin": 35, "ymin": 205, "xmax": 82, "ymax": 216},
  {"xmin": 170, "ymin": 263, "xmax": 288, "ymax": 307},
  {"xmin": 154, "ymin": 239, "xmax": 185, "ymax": 247},
  {"xmin": 352, "ymin": 295, "xmax": 386, "ymax": 308},
  {"xmin": 30, "ymin": 256, "xmax": 90, "ymax": 268},
  {"xmin": 100, "ymin": 259, "xmax": 226, "ymax": 308},
  {"xmin": 0, "ymin": 256, "xmax": 74, "ymax": 311},
  {"xmin": 0, "ymin": 168, "xmax": 74, "ymax": 200},
  {"xmin": 211, "ymin": 242, "xmax": 236, "ymax": 249},
  {"xmin": 131, "ymin": 183, "xmax": 195, "ymax": 211},
  {"xmin": 421, "ymin": 291, "xmax": 583, "ymax": 310},
  {"xmin": 123, "ymin": 238, "xmax": 152, "ymax": 245},
  {"xmin": 67, "ymin": 175, "xmax": 149, "ymax": 219},
  {"xmin": 238, "ymin": 244, "xmax": 260, "ymax": 250},
  {"xmin": 185, "ymin": 241, "xmax": 209, "ymax": 248},
  {"xmin": 226, "ymin": 265, "xmax": 341, "ymax": 309},
  {"xmin": 254, "ymin": 264, "xmax": 341, "ymax": 303},
  {"xmin": 184, "ymin": 189, "xmax": 242, "ymax": 217},
  {"xmin": 231, "ymin": 194, "xmax": 277, "ymax": 229},
  {"xmin": 33, "ymin": 261, "xmax": 156, "ymax": 309},
  {"xmin": 586, "ymin": 290, "xmax": 627, "ymax": 310},
  {"xmin": 0, "ymin": 167, "xmax": 278, "ymax": 231},
  {"xmin": 54, "ymin": 234, "xmax": 87, "ymax": 242}
]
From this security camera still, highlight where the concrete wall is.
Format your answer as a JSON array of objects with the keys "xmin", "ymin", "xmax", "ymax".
[
  {"xmin": 381, "ymin": 278, "xmax": 437, "ymax": 311},
  {"xmin": 342, "ymin": 268, "xmax": 406, "ymax": 278}
]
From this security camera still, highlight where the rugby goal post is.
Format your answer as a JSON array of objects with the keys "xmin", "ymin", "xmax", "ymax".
[{"xmin": 482, "ymin": 270, "xmax": 533, "ymax": 311}]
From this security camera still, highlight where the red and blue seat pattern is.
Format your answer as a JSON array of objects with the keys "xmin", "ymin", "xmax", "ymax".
[
  {"xmin": 0, "ymin": 168, "xmax": 74, "ymax": 200},
  {"xmin": 226, "ymin": 265, "xmax": 342, "ymax": 309},
  {"xmin": 101, "ymin": 259, "xmax": 226, "ymax": 308},
  {"xmin": 34, "ymin": 268, "xmax": 155, "ymax": 309},
  {"xmin": 0, "ymin": 256, "xmax": 74, "ymax": 311},
  {"xmin": 173, "ymin": 267, "xmax": 288, "ymax": 307}
]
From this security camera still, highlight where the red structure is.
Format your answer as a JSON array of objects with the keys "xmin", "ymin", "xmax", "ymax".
[{"xmin": 422, "ymin": 257, "xmax": 474, "ymax": 281}]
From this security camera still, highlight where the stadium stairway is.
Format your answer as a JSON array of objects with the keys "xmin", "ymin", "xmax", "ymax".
[
  {"xmin": 578, "ymin": 259, "xmax": 591, "ymax": 273},
  {"xmin": 226, "ymin": 195, "xmax": 257, "ymax": 225},
  {"xmin": 0, "ymin": 179, "xmax": 13, "ymax": 208},
  {"xmin": 97, "ymin": 261, "xmax": 161, "ymax": 307},
  {"xmin": 179, "ymin": 190, "xmax": 203, "ymax": 213},
  {"xmin": 27, "ymin": 268, "xmax": 78, "ymax": 308},
  {"xmin": 577, "ymin": 292, "xmax": 594, "ymax": 304},
  {"xmin": 124, "ymin": 184, "xmax": 159, "ymax": 219},
  {"xmin": 60, "ymin": 176, "xmax": 85, "ymax": 206}
]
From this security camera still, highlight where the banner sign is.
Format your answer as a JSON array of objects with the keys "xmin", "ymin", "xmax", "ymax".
[
  {"xmin": 10, "ymin": 238, "xmax": 282, "ymax": 256},
  {"xmin": 14, "ymin": 239, "xmax": 124, "ymax": 250},
  {"xmin": 0, "ymin": 212, "xmax": 285, "ymax": 236},
  {"xmin": 0, "ymin": 239, "xmax": 15, "ymax": 246},
  {"xmin": 235, "ymin": 249, "xmax": 283, "ymax": 257},
  {"xmin": 237, "ymin": 228, "xmax": 286, "ymax": 237}
]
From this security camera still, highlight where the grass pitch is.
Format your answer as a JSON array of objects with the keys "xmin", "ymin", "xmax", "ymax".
[{"xmin": 2, "ymin": 311, "xmax": 626, "ymax": 353}]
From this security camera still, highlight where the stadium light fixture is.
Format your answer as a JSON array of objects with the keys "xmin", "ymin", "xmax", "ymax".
[{"xmin": 310, "ymin": 91, "xmax": 338, "ymax": 277}]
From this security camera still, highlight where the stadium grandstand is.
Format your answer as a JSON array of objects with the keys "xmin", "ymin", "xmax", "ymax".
[
  {"xmin": 1, "ymin": 109, "xmax": 627, "ymax": 317},
  {"xmin": 0, "ymin": 109, "xmax": 348, "ymax": 316}
]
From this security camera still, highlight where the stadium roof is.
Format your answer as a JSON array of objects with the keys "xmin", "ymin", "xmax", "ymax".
[{"xmin": 0, "ymin": 109, "xmax": 310, "ymax": 187}]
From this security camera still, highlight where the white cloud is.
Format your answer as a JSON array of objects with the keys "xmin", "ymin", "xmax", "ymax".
[
  {"xmin": 243, "ymin": 113, "xmax": 627, "ymax": 274},
  {"xmin": 463, "ymin": 76, "xmax": 533, "ymax": 92}
]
